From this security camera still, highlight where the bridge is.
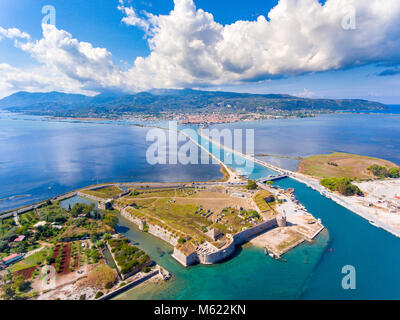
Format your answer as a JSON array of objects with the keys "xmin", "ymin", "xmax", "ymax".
[{"xmin": 257, "ymin": 174, "xmax": 289, "ymax": 184}]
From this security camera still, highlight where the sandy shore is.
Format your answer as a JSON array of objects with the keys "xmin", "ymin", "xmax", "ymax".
[{"xmin": 291, "ymin": 174, "xmax": 400, "ymax": 238}]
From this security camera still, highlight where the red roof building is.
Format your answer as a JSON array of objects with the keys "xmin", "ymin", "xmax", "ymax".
[
  {"xmin": 14, "ymin": 235, "xmax": 25, "ymax": 242},
  {"xmin": 2, "ymin": 253, "xmax": 24, "ymax": 265}
]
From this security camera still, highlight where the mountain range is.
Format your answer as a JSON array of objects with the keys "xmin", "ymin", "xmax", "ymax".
[{"xmin": 0, "ymin": 89, "xmax": 387, "ymax": 117}]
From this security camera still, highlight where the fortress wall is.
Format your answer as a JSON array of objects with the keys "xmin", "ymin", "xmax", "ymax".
[
  {"xmin": 233, "ymin": 218, "xmax": 277, "ymax": 245},
  {"xmin": 148, "ymin": 224, "xmax": 178, "ymax": 247},
  {"xmin": 77, "ymin": 191, "xmax": 103, "ymax": 203},
  {"xmin": 174, "ymin": 218, "xmax": 278, "ymax": 265},
  {"xmin": 120, "ymin": 207, "xmax": 178, "ymax": 246},
  {"xmin": 120, "ymin": 207, "xmax": 144, "ymax": 228},
  {"xmin": 197, "ymin": 238, "xmax": 236, "ymax": 264},
  {"xmin": 172, "ymin": 248, "xmax": 199, "ymax": 267}
]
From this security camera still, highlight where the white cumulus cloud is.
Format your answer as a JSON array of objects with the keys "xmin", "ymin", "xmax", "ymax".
[
  {"xmin": 15, "ymin": 24, "xmax": 127, "ymax": 93},
  {"xmin": 120, "ymin": 0, "xmax": 400, "ymax": 88},
  {"xmin": 0, "ymin": 27, "xmax": 30, "ymax": 41},
  {"xmin": 1, "ymin": 0, "xmax": 400, "ymax": 97}
]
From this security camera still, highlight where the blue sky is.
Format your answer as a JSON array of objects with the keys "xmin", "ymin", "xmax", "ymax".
[{"xmin": 0, "ymin": 0, "xmax": 399, "ymax": 103}]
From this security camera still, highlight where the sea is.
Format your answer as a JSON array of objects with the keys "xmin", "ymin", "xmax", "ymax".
[{"xmin": 1, "ymin": 106, "xmax": 400, "ymax": 299}]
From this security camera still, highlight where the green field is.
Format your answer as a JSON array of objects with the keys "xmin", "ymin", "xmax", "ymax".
[{"xmin": 126, "ymin": 198, "xmax": 212, "ymax": 242}]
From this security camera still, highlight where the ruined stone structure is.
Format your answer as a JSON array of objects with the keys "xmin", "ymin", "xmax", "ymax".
[
  {"xmin": 120, "ymin": 207, "xmax": 178, "ymax": 246},
  {"xmin": 118, "ymin": 200, "xmax": 280, "ymax": 267}
]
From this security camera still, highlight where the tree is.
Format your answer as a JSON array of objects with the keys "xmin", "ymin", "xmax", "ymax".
[
  {"xmin": 321, "ymin": 177, "xmax": 362, "ymax": 196},
  {"xmin": 0, "ymin": 240, "xmax": 7, "ymax": 251},
  {"xmin": 246, "ymin": 180, "xmax": 257, "ymax": 190},
  {"xmin": 367, "ymin": 164, "xmax": 389, "ymax": 178},
  {"xmin": 14, "ymin": 275, "xmax": 30, "ymax": 292},
  {"xmin": 388, "ymin": 167, "xmax": 400, "ymax": 178},
  {"xmin": 103, "ymin": 214, "xmax": 118, "ymax": 228},
  {"xmin": 266, "ymin": 181, "xmax": 274, "ymax": 186},
  {"xmin": 102, "ymin": 233, "xmax": 112, "ymax": 240},
  {"xmin": 2, "ymin": 285, "xmax": 16, "ymax": 300},
  {"xmin": 70, "ymin": 203, "xmax": 95, "ymax": 218}
]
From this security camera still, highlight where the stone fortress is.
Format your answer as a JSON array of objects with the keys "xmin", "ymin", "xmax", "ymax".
[{"xmin": 172, "ymin": 216, "xmax": 287, "ymax": 266}]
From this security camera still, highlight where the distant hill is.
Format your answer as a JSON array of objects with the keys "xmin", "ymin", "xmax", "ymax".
[
  {"xmin": 0, "ymin": 91, "xmax": 91, "ymax": 108},
  {"xmin": 0, "ymin": 89, "xmax": 387, "ymax": 116}
]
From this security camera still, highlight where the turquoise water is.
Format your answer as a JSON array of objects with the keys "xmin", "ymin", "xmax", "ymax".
[
  {"xmin": 114, "ymin": 216, "xmax": 329, "ymax": 300},
  {"xmin": 59, "ymin": 195, "xmax": 95, "ymax": 210}
]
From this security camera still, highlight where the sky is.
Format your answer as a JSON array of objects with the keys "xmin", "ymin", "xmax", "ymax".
[{"xmin": 0, "ymin": 0, "xmax": 400, "ymax": 103}]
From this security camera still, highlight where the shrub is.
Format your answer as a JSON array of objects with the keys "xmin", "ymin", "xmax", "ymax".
[
  {"xmin": 388, "ymin": 167, "xmax": 400, "ymax": 178},
  {"xmin": 367, "ymin": 164, "xmax": 389, "ymax": 178},
  {"xmin": 321, "ymin": 177, "xmax": 362, "ymax": 196},
  {"xmin": 95, "ymin": 291, "xmax": 104, "ymax": 299}
]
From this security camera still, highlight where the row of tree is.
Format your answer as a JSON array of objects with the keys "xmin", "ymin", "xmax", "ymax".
[{"xmin": 368, "ymin": 165, "xmax": 400, "ymax": 179}]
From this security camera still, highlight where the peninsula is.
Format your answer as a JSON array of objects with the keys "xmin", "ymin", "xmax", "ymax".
[{"xmin": 296, "ymin": 152, "xmax": 400, "ymax": 236}]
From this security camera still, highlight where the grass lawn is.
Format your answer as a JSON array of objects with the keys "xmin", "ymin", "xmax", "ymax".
[
  {"xmin": 85, "ymin": 263, "xmax": 118, "ymax": 289},
  {"xmin": 82, "ymin": 186, "xmax": 123, "ymax": 199},
  {"xmin": 59, "ymin": 219, "xmax": 113, "ymax": 241},
  {"xmin": 130, "ymin": 188, "xmax": 195, "ymax": 198},
  {"xmin": 135, "ymin": 198, "xmax": 212, "ymax": 240},
  {"xmin": 9, "ymin": 246, "xmax": 52, "ymax": 272},
  {"xmin": 297, "ymin": 152, "xmax": 398, "ymax": 180},
  {"xmin": 253, "ymin": 190, "xmax": 275, "ymax": 212}
]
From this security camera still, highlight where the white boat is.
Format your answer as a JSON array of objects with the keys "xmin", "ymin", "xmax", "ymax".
[{"xmin": 369, "ymin": 220, "xmax": 380, "ymax": 228}]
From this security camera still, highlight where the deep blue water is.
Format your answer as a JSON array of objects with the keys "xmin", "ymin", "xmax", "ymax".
[
  {"xmin": 2, "ymin": 111, "xmax": 400, "ymax": 299},
  {"xmin": 0, "ymin": 112, "xmax": 222, "ymax": 212}
]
